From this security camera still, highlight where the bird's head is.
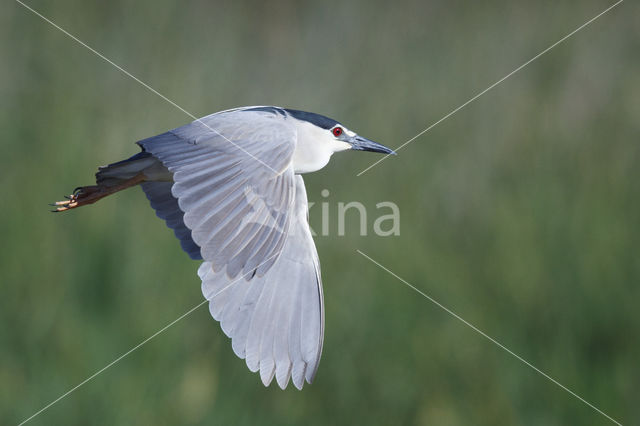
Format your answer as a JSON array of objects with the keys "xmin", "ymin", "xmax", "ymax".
[
  {"xmin": 283, "ymin": 108, "xmax": 395, "ymax": 173},
  {"xmin": 327, "ymin": 123, "xmax": 397, "ymax": 155},
  {"xmin": 286, "ymin": 108, "xmax": 395, "ymax": 155}
]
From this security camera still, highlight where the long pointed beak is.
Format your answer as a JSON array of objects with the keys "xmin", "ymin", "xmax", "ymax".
[{"xmin": 349, "ymin": 135, "xmax": 396, "ymax": 155}]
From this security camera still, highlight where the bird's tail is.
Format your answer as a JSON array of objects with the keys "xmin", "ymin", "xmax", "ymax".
[{"xmin": 95, "ymin": 151, "xmax": 158, "ymax": 187}]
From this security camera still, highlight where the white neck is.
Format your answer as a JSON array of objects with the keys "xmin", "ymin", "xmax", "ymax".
[{"xmin": 292, "ymin": 121, "xmax": 351, "ymax": 174}]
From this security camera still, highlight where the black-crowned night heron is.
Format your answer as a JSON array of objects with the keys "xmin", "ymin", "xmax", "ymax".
[{"xmin": 53, "ymin": 106, "xmax": 395, "ymax": 389}]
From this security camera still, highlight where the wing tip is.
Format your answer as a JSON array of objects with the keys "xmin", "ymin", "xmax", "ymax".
[
  {"xmin": 275, "ymin": 362, "xmax": 293, "ymax": 390},
  {"xmin": 259, "ymin": 360, "xmax": 276, "ymax": 386}
]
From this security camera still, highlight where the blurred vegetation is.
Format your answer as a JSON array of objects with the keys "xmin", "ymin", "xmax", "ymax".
[{"xmin": 1, "ymin": 0, "xmax": 639, "ymax": 424}]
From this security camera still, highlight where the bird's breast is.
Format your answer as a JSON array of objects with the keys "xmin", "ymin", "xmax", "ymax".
[{"xmin": 292, "ymin": 141, "xmax": 333, "ymax": 174}]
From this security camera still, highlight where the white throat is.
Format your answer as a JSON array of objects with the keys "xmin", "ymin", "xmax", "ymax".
[{"xmin": 292, "ymin": 121, "xmax": 351, "ymax": 174}]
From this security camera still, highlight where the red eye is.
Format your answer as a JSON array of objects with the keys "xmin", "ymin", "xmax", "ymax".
[{"xmin": 332, "ymin": 127, "xmax": 343, "ymax": 137}]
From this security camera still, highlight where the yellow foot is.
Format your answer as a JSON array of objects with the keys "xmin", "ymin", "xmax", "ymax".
[
  {"xmin": 51, "ymin": 174, "xmax": 146, "ymax": 212},
  {"xmin": 51, "ymin": 186, "xmax": 104, "ymax": 212}
]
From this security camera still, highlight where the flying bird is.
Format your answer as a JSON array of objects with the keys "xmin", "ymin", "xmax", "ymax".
[{"xmin": 53, "ymin": 106, "xmax": 395, "ymax": 389}]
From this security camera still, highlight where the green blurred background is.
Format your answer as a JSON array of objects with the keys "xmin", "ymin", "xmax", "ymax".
[{"xmin": 1, "ymin": 0, "xmax": 638, "ymax": 424}]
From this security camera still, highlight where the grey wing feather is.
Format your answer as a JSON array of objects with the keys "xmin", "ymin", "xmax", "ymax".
[
  {"xmin": 138, "ymin": 109, "xmax": 296, "ymax": 279},
  {"xmin": 140, "ymin": 181, "xmax": 201, "ymax": 260},
  {"xmin": 199, "ymin": 175, "xmax": 324, "ymax": 389}
]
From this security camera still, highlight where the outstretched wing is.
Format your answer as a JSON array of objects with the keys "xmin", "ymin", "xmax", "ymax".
[
  {"xmin": 199, "ymin": 175, "xmax": 324, "ymax": 389},
  {"xmin": 140, "ymin": 181, "xmax": 202, "ymax": 260},
  {"xmin": 137, "ymin": 108, "xmax": 296, "ymax": 279}
]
